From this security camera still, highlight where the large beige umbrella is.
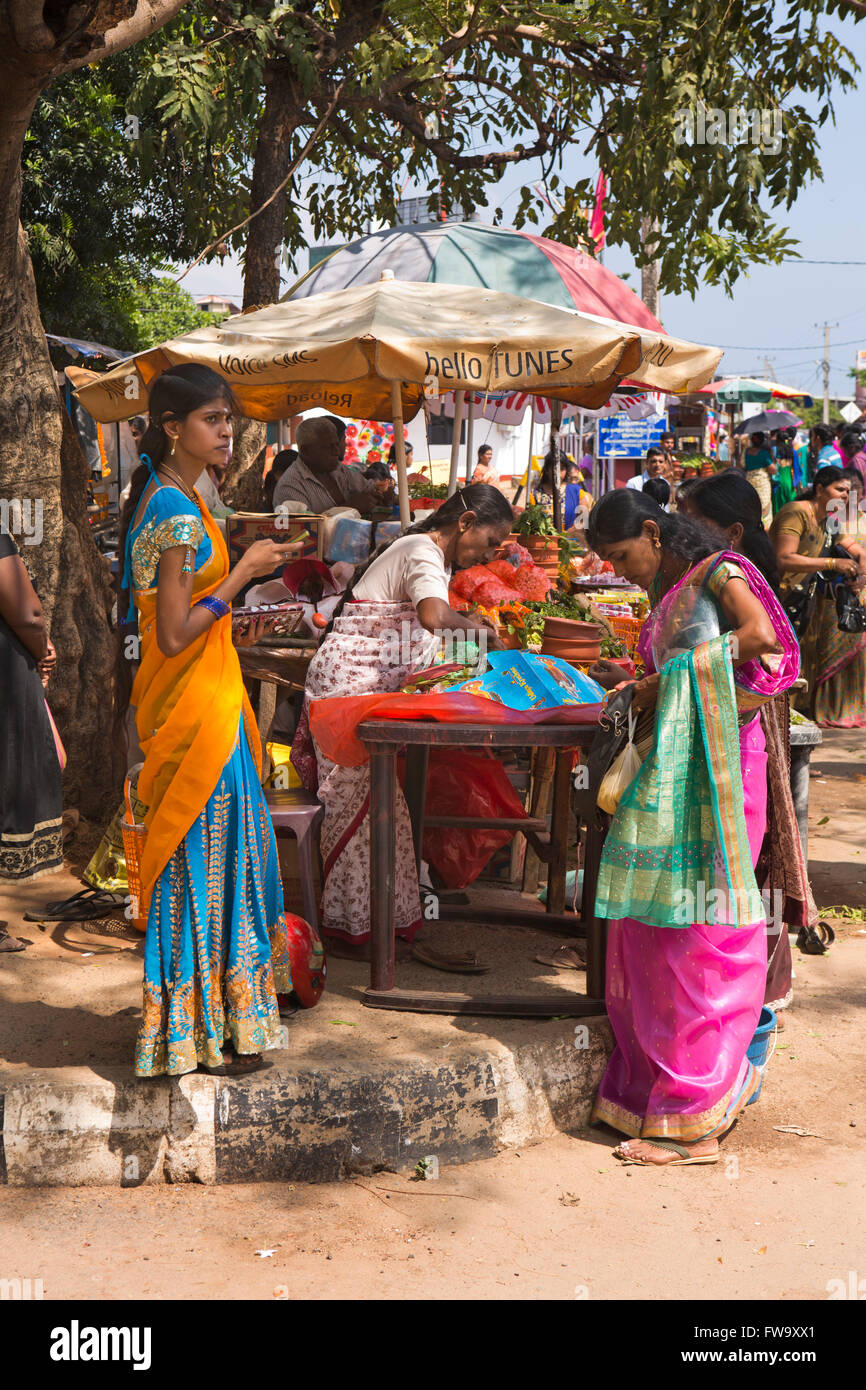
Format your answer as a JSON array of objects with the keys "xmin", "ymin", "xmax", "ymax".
[{"xmin": 69, "ymin": 277, "xmax": 721, "ymax": 524}]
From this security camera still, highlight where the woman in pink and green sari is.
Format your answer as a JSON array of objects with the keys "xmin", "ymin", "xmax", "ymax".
[{"xmin": 585, "ymin": 490, "xmax": 799, "ymax": 1167}]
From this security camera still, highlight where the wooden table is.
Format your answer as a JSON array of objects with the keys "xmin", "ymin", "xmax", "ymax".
[{"xmin": 357, "ymin": 716, "xmax": 609, "ymax": 1018}]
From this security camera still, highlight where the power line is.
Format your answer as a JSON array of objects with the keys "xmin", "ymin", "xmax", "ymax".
[{"xmin": 714, "ymin": 335, "xmax": 865, "ymax": 351}]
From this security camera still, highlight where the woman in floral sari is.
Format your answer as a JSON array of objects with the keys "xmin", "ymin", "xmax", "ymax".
[
  {"xmin": 292, "ymin": 484, "xmax": 513, "ymax": 957},
  {"xmin": 118, "ymin": 364, "xmax": 303, "ymax": 1077},
  {"xmin": 770, "ymin": 465, "xmax": 866, "ymax": 727},
  {"xmin": 585, "ymin": 489, "xmax": 799, "ymax": 1167}
]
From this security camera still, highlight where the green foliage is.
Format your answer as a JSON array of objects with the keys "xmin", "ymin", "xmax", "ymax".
[
  {"xmin": 514, "ymin": 505, "xmax": 556, "ymax": 537},
  {"xmin": 41, "ymin": 261, "xmax": 218, "ymax": 354},
  {"xmin": 21, "ymin": 0, "xmax": 863, "ymax": 318}
]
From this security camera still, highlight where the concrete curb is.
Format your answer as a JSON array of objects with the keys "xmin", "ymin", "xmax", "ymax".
[{"xmin": 0, "ymin": 1017, "xmax": 612, "ymax": 1185}]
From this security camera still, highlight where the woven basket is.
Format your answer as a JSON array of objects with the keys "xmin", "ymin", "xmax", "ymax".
[
  {"xmin": 120, "ymin": 764, "xmax": 147, "ymax": 929},
  {"xmin": 607, "ymin": 613, "xmax": 644, "ymax": 658}
]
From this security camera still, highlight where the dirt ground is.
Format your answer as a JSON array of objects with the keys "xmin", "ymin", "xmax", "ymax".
[{"xmin": 0, "ymin": 729, "xmax": 864, "ymax": 1302}]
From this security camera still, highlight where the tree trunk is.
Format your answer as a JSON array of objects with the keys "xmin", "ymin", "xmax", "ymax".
[
  {"xmin": 640, "ymin": 215, "xmax": 661, "ymax": 320},
  {"xmin": 221, "ymin": 415, "xmax": 266, "ymax": 503},
  {"xmin": 0, "ymin": 221, "xmax": 122, "ymax": 821},
  {"xmin": 0, "ymin": 67, "xmax": 120, "ymax": 821},
  {"xmin": 243, "ymin": 59, "xmax": 301, "ymax": 311},
  {"xmin": 224, "ymin": 441, "xmax": 268, "ymax": 511}
]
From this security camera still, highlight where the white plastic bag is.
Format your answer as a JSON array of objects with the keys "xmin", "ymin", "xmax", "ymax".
[{"xmin": 597, "ymin": 709, "xmax": 643, "ymax": 815}]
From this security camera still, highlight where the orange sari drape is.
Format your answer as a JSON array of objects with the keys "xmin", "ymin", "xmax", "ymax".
[{"xmin": 131, "ymin": 495, "xmax": 261, "ymax": 922}]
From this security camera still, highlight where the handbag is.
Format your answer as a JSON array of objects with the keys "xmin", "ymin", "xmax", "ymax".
[
  {"xmin": 783, "ymin": 574, "xmax": 819, "ymax": 639},
  {"xmin": 818, "ymin": 541, "xmax": 866, "ymax": 633},
  {"xmin": 572, "ymin": 683, "xmax": 634, "ymax": 821},
  {"xmin": 597, "ymin": 707, "xmax": 643, "ymax": 814}
]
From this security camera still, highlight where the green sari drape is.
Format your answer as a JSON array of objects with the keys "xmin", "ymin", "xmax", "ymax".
[{"xmin": 595, "ymin": 633, "xmax": 763, "ymax": 929}]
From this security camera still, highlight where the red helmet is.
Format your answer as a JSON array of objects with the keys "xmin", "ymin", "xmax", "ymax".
[{"xmin": 281, "ymin": 913, "xmax": 326, "ymax": 1009}]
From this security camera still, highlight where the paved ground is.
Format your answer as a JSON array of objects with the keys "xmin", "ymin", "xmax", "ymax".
[
  {"xmin": 0, "ymin": 925, "xmax": 863, "ymax": 1299},
  {"xmin": 0, "ymin": 728, "xmax": 864, "ymax": 1297}
]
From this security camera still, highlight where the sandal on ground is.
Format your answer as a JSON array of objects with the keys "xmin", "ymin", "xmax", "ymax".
[
  {"xmin": 0, "ymin": 924, "xmax": 26, "ymax": 953},
  {"xmin": 80, "ymin": 917, "xmax": 141, "ymax": 941},
  {"xmin": 23, "ymin": 888, "xmax": 125, "ymax": 923},
  {"xmin": 795, "ymin": 921, "xmax": 835, "ymax": 955},
  {"xmin": 535, "ymin": 943, "xmax": 586, "ymax": 971},
  {"xmin": 613, "ymin": 1138, "xmax": 719, "ymax": 1167},
  {"xmin": 198, "ymin": 1052, "xmax": 269, "ymax": 1077},
  {"xmin": 410, "ymin": 942, "xmax": 491, "ymax": 974}
]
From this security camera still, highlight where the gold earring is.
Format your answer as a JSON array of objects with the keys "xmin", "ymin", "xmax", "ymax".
[
  {"xmin": 653, "ymin": 536, "xmax": 661, "ymax": 549},
  {"xmin": 170, "ymin": 439, "xmax": 177, "ymax": 457}
]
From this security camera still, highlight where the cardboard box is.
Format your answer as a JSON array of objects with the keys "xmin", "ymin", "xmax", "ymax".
[
  {"xmin": 226, "ymin": 512, "xmax": 323, "ymax": 602},
  {"xmin": 227, "ymin": 512, "xmax": 323, "ymax": 563}
]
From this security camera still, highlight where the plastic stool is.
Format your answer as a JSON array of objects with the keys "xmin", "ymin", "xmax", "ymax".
[{"xmin": 265, "ymin": 787, "xmax": 324, "ymax": 931}]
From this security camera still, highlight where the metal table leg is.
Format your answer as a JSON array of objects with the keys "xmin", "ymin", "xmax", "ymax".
[{"xmin": 369, "ymin": 744, "xmax": 397, "ymax": 992}]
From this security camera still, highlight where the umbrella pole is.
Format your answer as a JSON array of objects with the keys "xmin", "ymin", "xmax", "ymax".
[
  {"xmin": 465, "ymin": 394, "xmax": 475, "ymax": 486},
  {"xmin": 447, "ymin": 389, "xmax": 465, "ymax": 496},
  {"xmin": 390, "ymin": 380, "xmax": 411, "ymax": 530}
]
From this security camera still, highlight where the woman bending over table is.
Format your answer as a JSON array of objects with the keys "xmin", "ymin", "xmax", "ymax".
[
  {"xmin": 118, "ymin": 364, "xmax": 304, "ymax": 1078},
  {"xmin": 292, "ymin": 484, "xmax": 514, "ymax": 957},
  {"xmin": 585, "ymin": 489, "xmax": 799, "ymax": 1167}
]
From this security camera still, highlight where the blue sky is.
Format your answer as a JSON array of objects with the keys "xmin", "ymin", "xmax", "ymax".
[{"xmin": 183, "ymin": 14, "xmax": 866, "ymax": 398}]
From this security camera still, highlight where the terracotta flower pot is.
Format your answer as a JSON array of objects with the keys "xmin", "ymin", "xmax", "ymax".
[{"xmin": 700, "ymin": 462, "xmax": 715, "ymax": 477}]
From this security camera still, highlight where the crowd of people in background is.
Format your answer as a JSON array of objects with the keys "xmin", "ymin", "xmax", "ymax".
[{"xmin": 627, "ymin": 418, "xmax": 866, "ymax": 730}]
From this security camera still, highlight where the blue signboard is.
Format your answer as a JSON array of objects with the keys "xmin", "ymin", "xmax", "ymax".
[{"xmin": 597, "ymin": 413, "xmax": 668, "ymax": 459}]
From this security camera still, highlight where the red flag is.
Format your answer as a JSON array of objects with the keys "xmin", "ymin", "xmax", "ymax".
[{"xmin": 589, "ymin": 171, "xmax": 607, "ymax": 252}]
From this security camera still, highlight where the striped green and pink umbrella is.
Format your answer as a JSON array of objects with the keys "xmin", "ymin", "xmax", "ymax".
[{"xmin": 285, "ymin": 219, "xmax": 664, "ymax": 334}]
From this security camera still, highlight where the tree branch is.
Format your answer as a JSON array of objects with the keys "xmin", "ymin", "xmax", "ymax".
[
  {"xmin": 175, "ymin": 79, "xmax": 345, "ymax": 283},
  {"xmin": 59, "ymin": 0, "xmax": 191, "ymax": 75}
]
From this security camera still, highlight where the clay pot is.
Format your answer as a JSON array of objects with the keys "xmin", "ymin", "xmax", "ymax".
[
  {"xmin": 700, "ymin": 462, "xmax": 715, "ymax": 478},
  {"xmin": 540, "ymin": 635, "xmax": 602, "ymax": 663},
  {"xmin": 542, "ymin": 615, "xmax": 600, "ymax": 642},
  {"xmin": 524, "ymin": 535, "xmax": 560, "ymax": 576}
]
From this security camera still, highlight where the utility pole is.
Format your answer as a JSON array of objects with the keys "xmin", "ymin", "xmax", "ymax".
[
  {"xmin": 763, "ymin": 357, "xmax": 774, "ymax": 382},
  {"xmin": 816, "ymin": 321, "xmax": 838, "ymax": 424}
]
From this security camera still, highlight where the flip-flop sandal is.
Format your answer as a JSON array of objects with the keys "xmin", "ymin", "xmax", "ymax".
[
  {"xmin": 0, "ymin": 926, "xmax": 26, "ymax": 953},
  {"xmin": 614, "ymin": 1139, "xmax": 719, "ymax": 1167},
  {"xmin": 23, "ymin": 888, "xmax": 125, "ymax": 922},
  {"xmin": 81, "ymin": 917, "xmax": 141, "ymax": 941},
  {"xmin": 796, "ymin": 921, "xmax": 835, "ymax": 955},
  {"xmin": 535, "ymin": 944, "xmax": 586, "ymax": 971},
  {"xmin": 410, "ymin": 942, "xmax": 491, "ymax": 974}
]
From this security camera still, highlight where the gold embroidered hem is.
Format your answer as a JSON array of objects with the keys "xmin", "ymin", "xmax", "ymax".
[
  {"xmin": 592, "ymin": 1066, "xmax": 759, "ymax": 1144},
  {"xmin": 135, "ymin": 968, "xmax": 286, "ymax": 1079}
]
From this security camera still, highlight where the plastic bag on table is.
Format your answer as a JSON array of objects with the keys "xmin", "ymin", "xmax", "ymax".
[
  {"xmin": 596, "ymin": 709, "xmax": 642, "ymax": 814},
  {"xmin": 422, "ymin": 751, "xmax": 527, "ymax": 890}
]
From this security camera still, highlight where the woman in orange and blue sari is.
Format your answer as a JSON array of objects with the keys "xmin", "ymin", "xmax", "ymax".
[
  {"xmin": 117, "ymin": 365, "xmax": 303, "ymax": 1078},
  {"xmin": 585, "ymin": 490, "xmax": 799, "ymax": 1167}
]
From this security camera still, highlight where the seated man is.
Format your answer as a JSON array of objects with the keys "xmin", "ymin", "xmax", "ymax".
[{"xmin": 272, "ymin": 417, "xmax": 384, "ymax": 517}]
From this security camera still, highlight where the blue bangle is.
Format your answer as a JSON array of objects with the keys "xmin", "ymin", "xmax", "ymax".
[{"xmin": 195, "ymin": 596, "xmax": 230, "ymax": 619}]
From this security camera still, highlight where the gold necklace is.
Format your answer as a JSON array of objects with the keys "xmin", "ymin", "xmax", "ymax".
[{"xmin": 159, "ymin": 463, "xmax": 197, "ymax": 503}]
